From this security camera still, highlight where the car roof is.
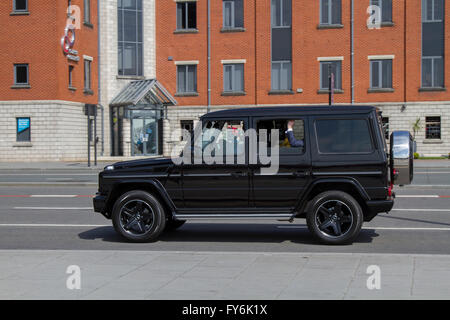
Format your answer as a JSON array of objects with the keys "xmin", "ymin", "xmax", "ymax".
[{"xmin": 201, "ymin": 105, "xmax": 376, "ymax": 119}]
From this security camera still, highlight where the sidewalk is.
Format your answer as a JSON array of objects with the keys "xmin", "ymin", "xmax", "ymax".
[{"xmin": 1, "ymin": 250, "xmax": 449, "ymax": 300}]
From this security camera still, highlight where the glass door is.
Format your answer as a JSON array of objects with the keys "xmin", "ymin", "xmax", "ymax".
[{"xmin": 131, "ymin": 110, "xmax": 159, "ymax": 156}]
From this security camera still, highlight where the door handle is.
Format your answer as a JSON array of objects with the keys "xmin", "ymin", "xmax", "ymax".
[
  {"xmin": 231, "ymin": 172, "xmax": 246, "ymax": 178},
  {"xmin": 293, "ymin": 171, "xmax": 308, "ymax": 177}
]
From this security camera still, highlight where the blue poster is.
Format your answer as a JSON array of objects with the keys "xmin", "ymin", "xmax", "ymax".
[{"xmin": 17, "ymin": 118, "xmax": 30, "ymax": 133}]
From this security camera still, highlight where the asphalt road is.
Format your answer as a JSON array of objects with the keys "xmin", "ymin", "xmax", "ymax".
[{"xmin": 0, "ymin": 167, "xmax": 449, "ymax": 254}]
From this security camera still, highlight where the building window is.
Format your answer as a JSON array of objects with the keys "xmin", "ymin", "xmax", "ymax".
[
  {"xmin": 423, "ymin": 0, "xmax": 444, "ymax": 22},
  {"xmin": 84, "ymin": 60, "xmax": 92, "ymax": 91},
  {"xmin": 425, "ymin": 116, "xmax": 441, "ymax": 139},
  {"xmin": 271, "ymin": 0, "xmax": 292, "ymax": 91},
  {"xmin": 382, "ymin": 117, "xmax": 390, "ymax": 140},
  {"xmin": 371, "ymin": 0, "xmax": 393, "ymax": 23},
  {"xmin": 177, "ymin": 2, "xmax": 197, "ymax": 30},
  {"xmin": 320, "ymin": 0, "xmax": 342, "ymax": 25},
  {"xmin": 370, "ymin": 59, "xmax": 393, "ymax": 89},
  {"xmin": 180, "ymin": 120, "xmax": 194, "ymax": 141},
  {"xmin": 223, "ymin": 64, "xmax": 244, "ymax": 93},
  {"xmin": 272, "ymin": 62, "xmax": 292, "ymax": 91},
  {"xmin": 16, "ymin": 117, "xmax": 31, "ymax": 142},
  {"xmin": 422, "ymin": 57, "xmax": 444, "ymax": 88},
  {"xmin": 177, "ymin": 65, "xmax": 197, "ymax": 93},
  {"xmin": 13, "ymin": 0, "xmax": 27, "ymax": 12},
  {"xmin": 14, "ymin": 64, "xmax": 29, "ymax": 85},
  {"xmin": 84, "ymin": 0, "xmax": 91, "ymax": 24},
  {"xmin": 271, "ymin": 0, "xmax": 292, "ymax": 27},
  {"xmin": 223, "ymin": 0, "xmax": 244, "ymax": 28},
  {"xmin": 320, "ymin": 61, "xmax": 342, "ymax": 90},
  {"xmin": 69, "ymin": 65, "xmax": 74, "ymax": 88},
  {"xmin": 422, "ymin": 0, "xmax": 445, "ymax": 88},
  {"xmin": 118, "ymin": 0, "xmax": 143, "ymax": 76}
]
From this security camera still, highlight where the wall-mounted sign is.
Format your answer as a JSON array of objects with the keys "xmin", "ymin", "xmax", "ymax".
[
  {"xmin": 61, "ymin": 4, "xmax": 81, "ymax": 62},
  {"xmin": 17, "ymin": 117, "xmax": 31, "ymax": 142},
  {"xmin": 61, "ymin": 24, "xmax": 79, "ymax": 62}
]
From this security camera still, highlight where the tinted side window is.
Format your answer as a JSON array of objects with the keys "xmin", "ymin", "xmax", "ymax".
[{"xmin": 315, "ymin": 119, "xmax": 373, "ymax": 154}]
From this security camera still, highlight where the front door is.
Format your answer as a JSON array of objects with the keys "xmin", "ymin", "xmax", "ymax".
[
  {"xmin": 251, "ymin": 116, "xmax": 311, "ymax": 209},
  {"xmin": 131, "ymin": 109, "xmax": 159, "ymax": 156},
  {"xmin": 181, "ymin": 117, "xmax": 249, "ymax": 210}
]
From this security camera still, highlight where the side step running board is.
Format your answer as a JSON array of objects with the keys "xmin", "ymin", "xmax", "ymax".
[{"xmin": 174, "ymin": 213, "xmax": 294, "ymax": 221}]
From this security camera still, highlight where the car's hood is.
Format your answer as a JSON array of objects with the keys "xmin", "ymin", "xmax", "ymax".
[{"xmin": 112, "ymin": 157, "xmax": 175, "ymax": 170}]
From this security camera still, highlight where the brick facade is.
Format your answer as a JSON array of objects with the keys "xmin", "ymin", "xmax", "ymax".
[
  {"xmin": 0, "ymin": 0, "xmax": 99, "ymax": 161},
  {"xmin": 157, "ymin": 0, "xmax": 450, "ymax": 157}
]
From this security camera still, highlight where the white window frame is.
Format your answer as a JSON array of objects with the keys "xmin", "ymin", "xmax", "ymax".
[
  {"xmin": 422, "ymin": 56, "xmax": 444, "ymax": 88},
  {"xmin": 14, "ymin": 64, "xmax": 29, "ymax": 85},
  {"xmin": 422, "ymin": 0, "xmax": 444, "ymax": 22},
  {"xmin": 320, "ymin": 0, "xmax": 341, "ymax": 25},
  {"xmin": 223, "ymin": 63, "xmax": 244, "ymax": 93},
  {"xmin": 370, "ymin": 59, "xmax": 393, "ymax": 89},
  {"xmin": 13, "ymin": 0, "xmax": 28, "ymax": 12},
  {"xmin": 223, "ymin": 1, "xmax": 235, "ymax": 28}
]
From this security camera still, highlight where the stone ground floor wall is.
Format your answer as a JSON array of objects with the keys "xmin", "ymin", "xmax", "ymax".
[
  {"xmin": 162, "ymin": 102, "xmax": 450, "ymax": 158},
  {"xmin": 0, "ymin": 100, "xmax": 100, "ymax": 162},
  {"xmin": 376, "ymin": 102, "xmax": 450, "ymax": 157},
  {"xmin": 3, "ymin": 101, "xmax": 445, "ymax": 161}
]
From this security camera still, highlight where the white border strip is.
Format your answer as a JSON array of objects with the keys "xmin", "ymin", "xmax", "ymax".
[
  {"xmin": 174, "ymin": 60, "xmax": 199, "ymax": 65},
  {"xmin": 221, "ymin": 59, "xmax": 247, "ymax": 64},
  {"xmin": 368, "ymin": 55, "xmax": 395, "ymax": 60},
  {"xmin": 317, "ymin": 56, "xmax": 344, "ymax": 61}
]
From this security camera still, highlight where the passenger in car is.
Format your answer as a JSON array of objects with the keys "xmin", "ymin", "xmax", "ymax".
[{"xmin": 286, "ymin": 120, "xmax": 304, "ymax": 148}]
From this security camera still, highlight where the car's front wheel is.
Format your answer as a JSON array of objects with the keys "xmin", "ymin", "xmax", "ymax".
[
  {"xmin": 112, "ymin": 190, "xmax": 166, "ymax": 242},
  {"xmin": 306, "ymin": 191, "xmax": 363, "ymax": 245}
]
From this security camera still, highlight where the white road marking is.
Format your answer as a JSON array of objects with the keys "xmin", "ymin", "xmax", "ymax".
[
  {"xmin": 0, "ymin": 173, "xmax": 96, "ymax": 176},
  {"xmin": 0, "ymin": 224, "xmax": 448, "ymax": 231},
  {"xmin": 30, "ymin": 195, "xmax": 78, "ymax": 198},
  {"xmin": 392, "ymin": 208, "xmax": 450, "ymax": 212},
  {"xmin": 13, "ymin": 207, "xmax": 93, "ymax": 210},
  {"xmin": 0, "ymin": 224, "xmax": 108, "ymax": 228},
  {"xmin": 277, "ymin": 226, "xmax": 450, "ymax": 231},
  {"xmin": 415, "ymin": 172, "xmax": 450, "ymax": 174},
  {"xmin": 406, "ymin": 185, "xmax": 450, "ymax": 188},
  {"xmin": 396, "ymin": 195, "xmax": 439, "ymax": 198}
]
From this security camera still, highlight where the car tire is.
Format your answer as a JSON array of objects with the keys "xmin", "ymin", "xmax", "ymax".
[
  {"xmin": 165, "ymin": 219, "xmax": 186, "ymax": 232},
  {"xmin": 112, "ymin": 190, "xmax": 166, "ymax": 243},
  {"xmin": 306, "ymin": 191, "xmax": 363, "ymax": 245}
]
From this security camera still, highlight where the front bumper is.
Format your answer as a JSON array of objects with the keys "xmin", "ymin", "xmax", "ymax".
[
  {"xmin": 364, "ymin": 199, "xmax": 394, "ymax": 221},
  {"xmin": 93, "ymin": 193, "xmax": 107, "ymax": 215}
]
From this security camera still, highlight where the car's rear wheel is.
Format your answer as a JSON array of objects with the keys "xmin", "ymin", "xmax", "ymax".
[
  {"xmin": 112, "ymin": 190, "xmax": 166, "ymax": 242},
  {"xmin": 306, "ymin": 191, "xmax": 363, "ymax": 245},
  {"xmin": 165, "ymin": 219, "xmax": 186, "ymax": 231}
]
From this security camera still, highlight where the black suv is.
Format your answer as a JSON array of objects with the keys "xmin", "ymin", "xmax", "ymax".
[{"xmin": 93, "ymin": 105, "xmax": 414, "ymax": 245}]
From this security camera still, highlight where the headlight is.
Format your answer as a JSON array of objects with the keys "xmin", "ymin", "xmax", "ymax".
[{"xmin": 104, "ymin": 165, "xmax": 114, "ymax": 171}]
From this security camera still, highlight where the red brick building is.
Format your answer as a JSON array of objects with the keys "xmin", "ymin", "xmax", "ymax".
[
  {"xmin": 0, "ymin": 0, "xmax": 98, "ymax": 161},
  {"xmin": 156, "ymin": 0, "xmax": 450, "ymax": 156}
]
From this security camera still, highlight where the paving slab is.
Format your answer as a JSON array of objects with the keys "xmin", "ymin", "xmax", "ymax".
[{"xmin": 1, "ymin": 250, "xmax": 450, "ymax": 299}]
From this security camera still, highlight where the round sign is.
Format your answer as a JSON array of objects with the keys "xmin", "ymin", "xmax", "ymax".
[{"xmin": 61, "ymin": 24, "xmax": 76, "ymax": 54}]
